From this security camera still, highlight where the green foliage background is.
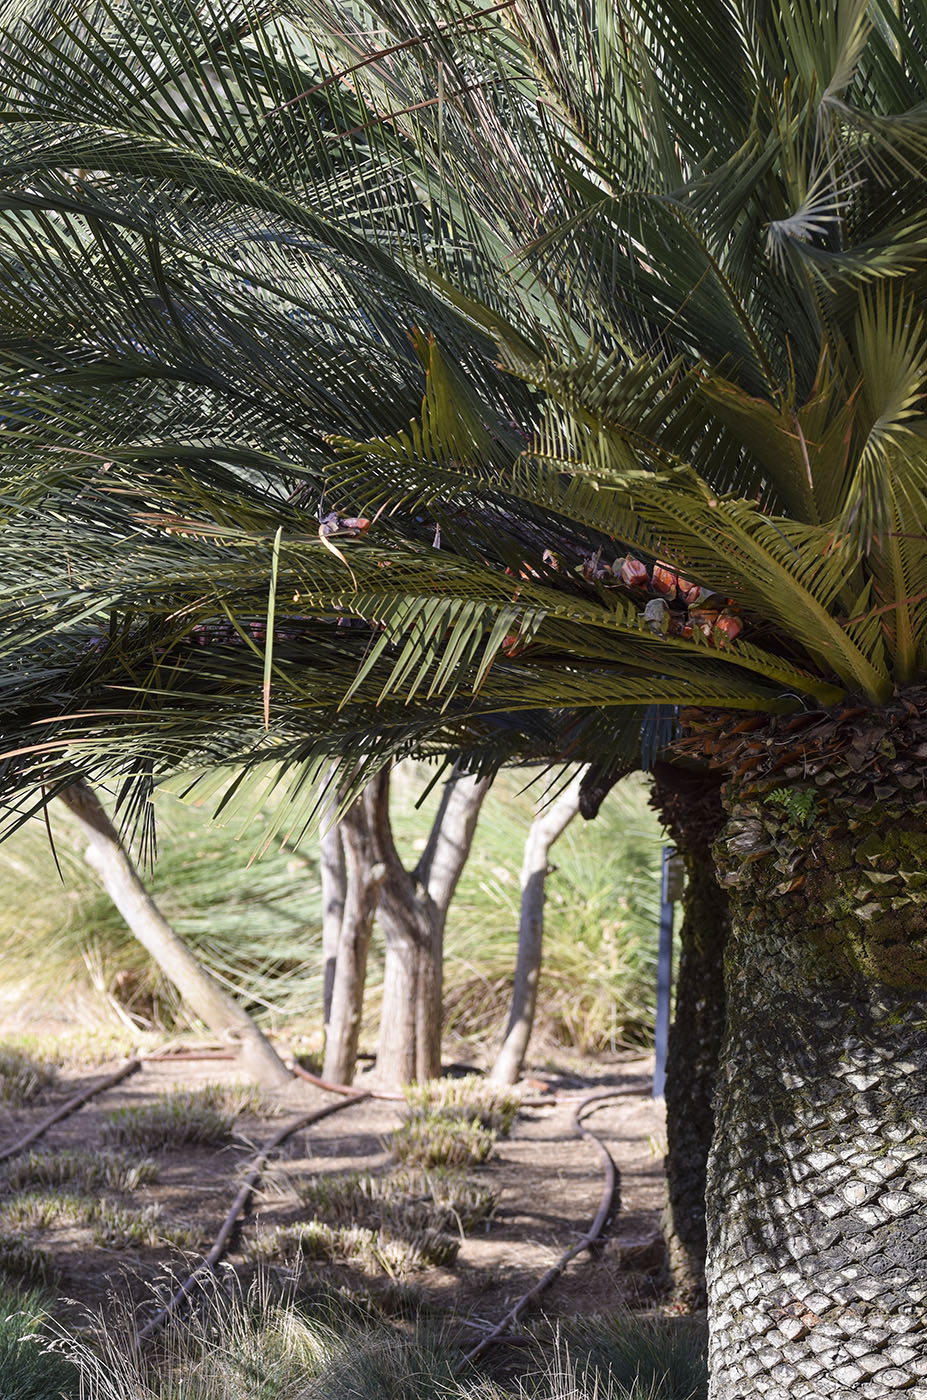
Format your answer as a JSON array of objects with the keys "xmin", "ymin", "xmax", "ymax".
[{"xmin": 0, "ymin": 770, "xmax": 663, "ymax": 1055}]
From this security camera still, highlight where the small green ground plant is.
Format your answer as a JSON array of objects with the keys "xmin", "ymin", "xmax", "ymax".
[
  {"xmin": 0, "ymin": 1192, "xmax": 197, "ymax": 1251},
  {"xmin": 388, "ymin": 1113, "xmax": 496, "ymax": 1169},
  {"xmin": 0, "ymin": 1233, "xmax": 54, "ymax": 1289},
  {"xmin": 103, "ymin": 1082, "xmax": 270, "ymax": 1152},
  {"xmin": 292, "ymin": 1166, "xmax": 497, "ymax": 1235},
  {"xmin": 402, "ymin": 1076, "xmax": 521, "ymax": 1135},
  {"xmin": 2, "ymin": 1148, "xmax": 158, "ymax": 1194},
  {"xmin": 246, "ymin": 1218, "xmax": 459, "ymax": 1276}
]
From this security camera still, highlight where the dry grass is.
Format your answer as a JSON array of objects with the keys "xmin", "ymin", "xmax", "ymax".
[
  {"xmin": 102, "ymin": 1082, "xmax": 273, "ymax": 1152},
  {"xmin": 388, "ymin": 1112, "xmax": 496, "ymax": 1169},
  {"xmin": 0, "ymin": 1191, "xmax": 198, "ymax": 1252},
  {"xmin": 0, "ymin": 1046, "xmax": 56, "ymax": 1107},
  {"xmin": 402, "ymin": 1075, "xmax": 521, "ymax": 1135},
  {"xmin": 2, "ymin": 1148, "xmax": 158, "ymax": 1195}
]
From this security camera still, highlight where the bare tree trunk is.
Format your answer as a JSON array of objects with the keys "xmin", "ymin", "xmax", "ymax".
[
  {"xmin": 490, "ymin": 769, "xmax": 585, "ymax": 1085},
  {"xmin": 370, "ymin": 766, "xmax": 490, "ymax": 1086},
  {"xmin": 321, "ymin": 795, "xmax": 383, "ymax": 1085},
  {"xmin": 320, "ymin": 819, "xmax": 346, "ymax": 1031},
  {"xmin": 58, "ymin": 779, "xmax": 291, "ymax": 1089}
]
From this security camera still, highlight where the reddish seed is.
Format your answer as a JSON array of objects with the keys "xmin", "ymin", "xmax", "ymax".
[
  {"xmin": 620, "ymin": 557, "xmax": 650, "ymax": 588},
  {"xmin": 714, "ymin": 612, "xmax": 743, "ymax": 647},
  {"xmin": 651, "ymin": 563, "xmax": 678, "ymax": 598}
]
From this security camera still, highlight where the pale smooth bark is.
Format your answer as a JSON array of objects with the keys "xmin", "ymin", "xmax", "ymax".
[
  {"xmin": 371, "ymin": 766, "xmax": 491, "ymax": 1085},
  {"xmin": 319, "ymin": 818, "xmax": 346, "ymax": 1031},
  {"xmin": 59, "ymin": 779, "xmax": 291, "ymax": 1089},
  {"xmin": 490, "ymin": 769, "xmax": 585, "ymax": 1085},
  {"xmin": 321, "ymin": 794, "xmax": 383, "ymax": 1085}
]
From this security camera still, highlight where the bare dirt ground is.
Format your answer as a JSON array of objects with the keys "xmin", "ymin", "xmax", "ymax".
[{"xmin": 0, "ymin": 1050, "xmax": 668, "ymax": 1335}]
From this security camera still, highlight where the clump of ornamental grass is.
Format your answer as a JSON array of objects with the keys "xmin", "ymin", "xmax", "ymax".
[
  {"xmin": 2, "ymin": 1148, "xmax": 158, "ymax": 1195},
  {"xmin": 402, "ymin": 1075, "xmax": 522, "ymax": 1136},
  {"xmin": 522, "ymin": 1315, "xmax": 709, "ymax": 1400},
  {"xmin": 291, "ymin": 1166, "xmax": 497, "ymax": 1235},
  {"xmin": 0, "ymin": 1192, "xmax": 198, "ymax": 1253},
  {"xmin": 102, "ymin": 1081, "xmax": 272, "ymax": 1152},
  {"xmin": 0, "ymin": 1047, "xmax": 56, "ymax": 1108},
  {"xmin": 245, "ymin": 1219, "xmax": 459, "ymax": 1276},
  {"xmin": 388, "ymin": 1111, "xmax": 496, "ymax": 1169},
  {"xmin": 0, "ymin": 1285, "xmax": 79, "ymax": 1400},
  {"xmin": 53, "ymin": 1277, "xmax": 467, "ymax": 1400}
]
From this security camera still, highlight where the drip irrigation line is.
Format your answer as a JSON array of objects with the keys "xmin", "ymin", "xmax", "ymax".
[
  {"xmin": 290, "ymin": 1061, "xmax": 406, "ymax": 1099},
  {"xmin": 289, "ymin": 1061, "xmax": 642, "ymax": 1108},
  {"xmin": 0, "ymin": 1057, "xmax": 141, "ymax": 1164},
  {"xmin": 461, "ymin": 1090, "xmax": 621, "ymax": 1367},
  {"xmin": 135, "ymin": 1092, "xmax": 370, "ymax": 1345}
]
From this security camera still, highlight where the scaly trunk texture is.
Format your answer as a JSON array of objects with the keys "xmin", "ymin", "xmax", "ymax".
[
  {"xmin": 651, "ymin": 761, "xmax": 729, "ymax": 1311},
  {"xmin": 491, "ymin": 768, "xmax": 585, "ymax": 1085},
  {"xmin": 702, "ymin": 697, "xmax": 927, "ymax": 1400},
  {"xmin": 59, "ymin": 779, "xmax": 292, "ymax": 1089}
]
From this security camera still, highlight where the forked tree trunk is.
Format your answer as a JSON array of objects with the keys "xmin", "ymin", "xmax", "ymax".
[
  {"xmin": 707, "ymin": 755, "xmax": 927, "ymax": 1398},
  {"xmin": 490, "ymin": 768, "xmax": 585, "ymax": 1085},
  {"xmin": 321, "ymin": 795, "xmax": 383, "ymax": 1085},
  {"xmin": 369, "ymin": 766, "xmax": 490, "ymax": 1085},
  {"xmin": 651, "ymin": 761, "xmax": 729, "ymax": 1310},
  {"xmin": 58, "ymin": 779, "xmax": 291, "ymax": 1089}
]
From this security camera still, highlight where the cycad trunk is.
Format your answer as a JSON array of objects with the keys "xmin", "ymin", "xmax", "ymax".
[
  {"xmin": 707, "ymin": 763, "xmax": 927, "ymax": 1399},
  {"xmin": 651, "ymin": 762, "xmax": 729, "ymax": 1311}
]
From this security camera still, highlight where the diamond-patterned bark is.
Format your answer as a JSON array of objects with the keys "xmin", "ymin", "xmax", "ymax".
[{"xmin": 708, "ymin": 778, "xmax": 927, "ymax": 1400}]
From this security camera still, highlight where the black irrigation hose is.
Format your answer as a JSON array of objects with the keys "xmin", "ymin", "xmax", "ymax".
[
  {"xmin": 0, "ymin": 1057, "xmax": 141, "ymax": 1164},
  {"xmin": 461, "ymin": 1090, "xmax": 622, "ymax": 1366},
  {"xmin": 1, "ymin": 1052, "xmax": 632, "ymax": 1362},
  {"xmin": 135, "ymin": 1092, "xmax": 371, "ymax": 1345}
]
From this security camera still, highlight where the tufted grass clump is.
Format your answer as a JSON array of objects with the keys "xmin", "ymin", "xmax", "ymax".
[
  {"xmin": 90, "ymin": 1201, "xmax": 198, "ymax": 1252},
  {"xmin": 0, "ymin": 1047, "xmax": 56, "ymax": 1108},
  {"xmin": 292, "ymin": 1166, "xmax": 497, "ymax": 1236},
  {"xmin": 5, "ymin": 1273, "xmax": 708, "ymax": 1400},
  {"xmin": 388, "ymin": 1112, "xmax": 496, "ymax": 1170},
  {"xmin": 0, "ymin": 1192, "xmax": 197, "ymax": 1253},
  {"xmin": 402, "ymin": 1075, "xmax": 521, "ymax": 1136},
  {"xmin": 2, "ymin": 1148, "xmax": 158, "ymax": 1195},
  {"xmin": 102, "ymin": 1082, "xmax": 270, "ymax": 1152},
  {"xmin": 245, "ymin": 1219, "xmax": 459, "ymax": 1276}
]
